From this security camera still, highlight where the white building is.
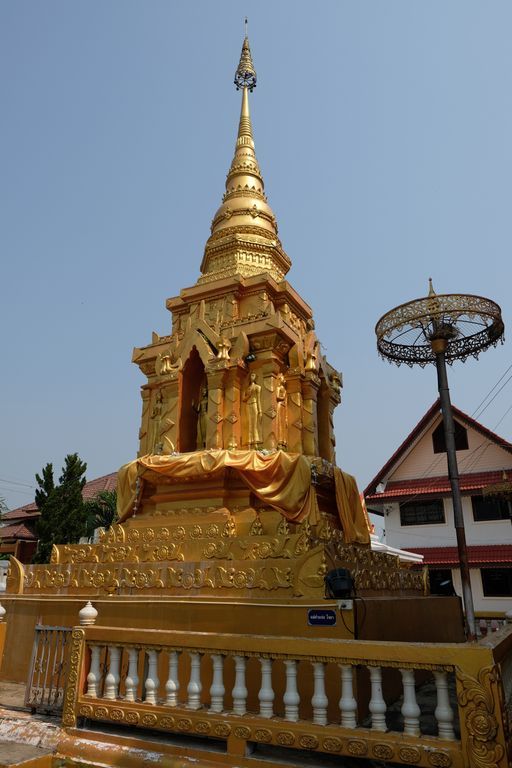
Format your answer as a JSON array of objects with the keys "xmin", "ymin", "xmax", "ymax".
[{"xmin": 365, "ymin": 400, "xmax": 512, "ymax": 618}]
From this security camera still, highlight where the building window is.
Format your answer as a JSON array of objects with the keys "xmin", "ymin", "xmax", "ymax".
[
  {"xmin": 472, "ymin": 495, "xmax": 511, "ymax": 522},
  {"xmin": 429, "ymin": 569, "xmax": 455, "ymax": 596},
  {"xmin": 399, "ymin": 499, "xmax": 445, "ymax": 526},
  {"xmin": 481, "ymin": 568, "xmax": 512, "ymax": 597},
  {"xmin": 432, "ymin": 420, "xmax": 469, "ymax": 454}
]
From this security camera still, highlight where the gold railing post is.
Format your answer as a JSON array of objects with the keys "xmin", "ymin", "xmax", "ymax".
[
  {"xmin": 455, "ymin": 649, "xmax": 510, "ymax": 768},
  {"xmin": 62, "ymin": 627, "xmax": 87, "ymax": 728}
]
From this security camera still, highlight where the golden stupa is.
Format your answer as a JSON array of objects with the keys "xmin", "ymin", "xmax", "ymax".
[
  {"xmin": 3, "ymin": 33, "xmax": 445, "ymax": 687},
  {"xmin": 4, "ymin": 33, "xmax": 510, "ymax": 768}
]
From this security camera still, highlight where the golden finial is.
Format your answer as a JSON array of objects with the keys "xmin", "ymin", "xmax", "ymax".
[
  {"xmin": 428, "ymin": 277, "xmax": 436, "ymax": 297},
  {"xmin": 199, "ymin": 28, "xmax": 291, "ymax": 282},
  {"xmin": 234, "ymin": 22, "xmax": 257, "ymax": 91}
]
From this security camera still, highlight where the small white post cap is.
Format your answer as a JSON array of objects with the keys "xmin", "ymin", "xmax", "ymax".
[{"xmin": 79, "ymin": 601, "xmax": 98, "ymax": 626}]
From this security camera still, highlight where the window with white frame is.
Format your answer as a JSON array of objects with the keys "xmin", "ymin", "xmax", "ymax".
[{"xmin": 399, "ymin": 499, "xmax": 445, "ymax": 526}]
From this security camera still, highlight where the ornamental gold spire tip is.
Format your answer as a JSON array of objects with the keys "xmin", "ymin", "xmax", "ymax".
[
  {"xmin": 234, "ymin": 23, "xmax": 257, "ymax": 91},
  {"xmin": 200, "ymin": 27, "xmax": 291, "ymax": 282}
]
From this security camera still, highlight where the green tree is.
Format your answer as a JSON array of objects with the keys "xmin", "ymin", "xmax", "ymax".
[
  {"xmin": 33, "ymin": 454, "xmax": 88, "ymax": 563},
  {"xmin": 84, "ymin": 489, "xmax": 118, "ymax": 539}
]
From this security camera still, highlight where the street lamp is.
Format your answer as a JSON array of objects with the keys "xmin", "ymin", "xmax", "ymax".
[{"xmin": 375, "ymin": 280, "xmax": 504, "ymax": 640}]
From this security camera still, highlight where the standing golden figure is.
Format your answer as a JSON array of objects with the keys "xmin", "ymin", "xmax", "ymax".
[
  {"xmin": 276, "ymin": 373, "xmax": 287, "ymax": 449},
  {"xmin": 243, "ymin": 372, "xmax": 262, "ymax": 448},
  {"xmin": 193, "ymin": 387, "xmax": 208, "ymax": 449}
]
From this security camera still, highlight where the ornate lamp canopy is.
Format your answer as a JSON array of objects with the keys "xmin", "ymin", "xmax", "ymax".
[
  {"xmin": 483, "ymin": 471, "xmax": 512, "ymax": 500},
  {"xmin": 376, "ymin": 280, "xmax": 504, "ymax": 367},
  {"xmin": 375, "ymin": 280, "xmax": 505, "ymax": 641}
]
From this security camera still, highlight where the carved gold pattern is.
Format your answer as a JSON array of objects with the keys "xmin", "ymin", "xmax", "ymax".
[
  {"xmin": 457, "ymin": 664, "xmax": 505, "ymax": 768},
  {"xmin": 299, "ymin": 734, "xmax": 319, "ymax": 750},
  {"xmin": 399, "ymin": 747, "xmax": 421, "ymax": 763},
  {"xmin": 254, "ymin": 728, "xmax": 272, "ymax": 743},
  {"xmin": 347, "ymin": 739, "xmax": 368, "ymax": 756},
  {"xmin": 214, "ymin": 723, "xmax": 231, "ymax": 737},
  {"xmin": 276, "ymin": 731, "xmax": 295, "ymax": 746},
  {"xmin": 323, "ymin": 737, "xmax": 342, "ymax": 752},
  {"xmin": 234, "ymin": 725, "xmax": 252, "ymax": 739},
  {"xmin": 428, "ymin": 753, "xmax": 452, "ymax": 768},
  {"xmin": 141, "ymin": 713, "xmax": 158, "ymax": 727},
  {"xmin": 160, "ymin": 716, "xmax": 175, "ymax": 729},
  {"xmin": 372, "ymin": 743, "xmax": 394, "ymax": 761},
  {"xmin": 62, "ymin": 628, "xmax": 85, "ymax": 727}
]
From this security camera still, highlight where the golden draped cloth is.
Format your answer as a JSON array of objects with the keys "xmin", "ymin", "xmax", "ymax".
[{"xmin": 117, "ymin": 450, "xmax": 370, "ymax": 545}]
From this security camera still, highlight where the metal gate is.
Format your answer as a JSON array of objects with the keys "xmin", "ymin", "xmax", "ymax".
[{"xmin": 25, "ymin": 625, "xmax": 72, "ymax": 713}]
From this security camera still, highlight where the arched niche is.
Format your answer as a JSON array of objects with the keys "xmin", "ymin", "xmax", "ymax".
[
  {"xmin": 317, "ymin": 371, "xmax": 332, "ymax": 461},
  {"xmin": 178, "ymin": 347, "xmax": 206, "ymax": 452}
]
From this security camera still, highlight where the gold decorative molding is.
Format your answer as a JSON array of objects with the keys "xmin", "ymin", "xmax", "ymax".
[
  {"xmin": 62, "ymin": 628, "xmax": 85, "ymax": 727},
  {"xmin": 457, "ymin": 664, "xmax": 506, "ymax": 768}
]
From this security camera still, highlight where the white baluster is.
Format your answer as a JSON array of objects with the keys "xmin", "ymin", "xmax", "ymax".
[
  {"xmin": 210, "ymin": 654, "xmax": 225, "ymax": 713},
  {"xmin": 187, "ymin": 652, "xmax": 202, "ymax": 710},
  {"xmin": 400, "ymin": 668, "xmax": 420, "ymax": 735},
  {"xmin": 434, "ymin": 671, "xmax": 455, "ymax": 740},
  {"xmin": 104, "ymin": 646, "xmax": 121, "ymax": 700},
  {"xmin": 125, "ymin": 648, "xmax": 139, "ymax": 702},
  {"xmin": 369, "ymin": 666, "xmax": 387, "ymax": 731},
  {"xmin": 339, "ymin": 665, "xmax": 357, "ymax": 728},
  {"xmin": 165, "ymin": 650, "xmax": 180, "ymax": 707},
  {"xmin": 311, "ymin": 662, "xmax": 328, "ymax": 725},
  {"xmin": 85, "ymin": 645, "xmax": 101, "ymax": 697},
  {"xmin": 232, "ymin": 656, "xmax": 247, "ymax": 715},
  {"xmin": 144, "ymin": 649, "xmax": 160, "ymax": 705},
  {"xmin": 283, "ymin": 660, "xmax": 300, "ymax": 722},
  {"xmin": 259, "ymin": 658, "xmax": 274, "ymax": 718}
]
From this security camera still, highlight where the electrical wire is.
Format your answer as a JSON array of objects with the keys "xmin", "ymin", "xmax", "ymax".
[{"xmin": 470, "ymin": 362, "xmax": 512, "ymax": 419}]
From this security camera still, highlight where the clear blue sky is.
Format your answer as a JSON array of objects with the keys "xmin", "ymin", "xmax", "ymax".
[{"xmin": 2, "ymin": 1, "xmax": 512, "ymax": 512}]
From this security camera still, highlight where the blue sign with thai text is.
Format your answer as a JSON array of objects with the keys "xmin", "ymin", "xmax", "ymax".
[{"xmin": 307, "ymin": 609, "xmax": 337, "ymax": 626}]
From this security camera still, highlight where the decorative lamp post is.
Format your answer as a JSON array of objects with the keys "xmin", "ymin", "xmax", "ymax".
[{"xmin": 375, "ymin": 280, "xmax": 504, "ymax": 640}]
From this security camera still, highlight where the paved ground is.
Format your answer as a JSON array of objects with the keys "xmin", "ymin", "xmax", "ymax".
[
  {"xmin": 0, "ymin": 740, "xmax": 53, "ymax": 767},
  {"xmin": 0, "ymin": 683, "xmax": 26, "ymax": 711}
]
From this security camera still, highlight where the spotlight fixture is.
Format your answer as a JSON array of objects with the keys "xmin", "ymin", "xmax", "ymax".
[{"xmin": 325, "ymin": 568, "xmax": 353, "ymax": 599}]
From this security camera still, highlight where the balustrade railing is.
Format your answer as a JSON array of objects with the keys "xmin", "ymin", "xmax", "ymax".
[{"xmin": 60, "ymin": 621, "xmax": 512, "ymax": 768}]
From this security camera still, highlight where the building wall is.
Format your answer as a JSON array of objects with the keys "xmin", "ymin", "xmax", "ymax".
[
  {"xmin": 384, "ymin": 496, "xmax": 511, "ymax": 615},
  {"xmin": 391, "ymin": 416, "xmax": 512, "ymax": 482}
]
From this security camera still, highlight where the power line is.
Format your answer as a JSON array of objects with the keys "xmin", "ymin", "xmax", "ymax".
[
  {"xmin": 0, "ymin": 477, "xmax": 35, "ymax": 489},
  {"xmin": 472, "ymin": 369, "xmax": 512, "ymax": 421}
]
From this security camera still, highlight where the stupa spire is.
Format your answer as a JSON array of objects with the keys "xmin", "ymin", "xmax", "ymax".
[{"xmin": 199, "ymin": 28, "xmax": 290, "ymax": 283}]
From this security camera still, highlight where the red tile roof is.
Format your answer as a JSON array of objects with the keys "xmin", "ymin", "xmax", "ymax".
[
  {"xmin": 81, "ymin": 473, "xmax": 117, "ymax": 500},
  {"xmin": 366, "ymin": 470, "xmax": 507, "ymax": 502},
  {"xmin": 2, "ymin": 506, "xmax": 39, "ymax": 521},
  {"xmin": 2, "ymin": 472, "xmax": 118, "ymax": 522},
  {"xmin": 407, "ymin": 545, "xmax": 512, "ymax": 567},
  {"xmin": 0, "ymin": 522, "xmax": 37, "ymax": 541},
  {"xmin": 364, "ymin": 400, "xmax": 512, "ymax": 498}
]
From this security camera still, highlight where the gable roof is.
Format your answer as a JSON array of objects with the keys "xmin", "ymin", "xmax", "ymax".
[
  {"xmin": 2, "ymin": 472, "xmax": 118, "ymax": 522},
  {"xmin": 406, "ymin": 544, "xmax": 512, "ymax": 567},
  {"xmin": 366, "ymin": 470, "xmax": 507, "ymax": 504},
  {"xmin": 364, "ymin": 399, "xmax": 512, "ymax": 498},
  {"xmin": 0, "ymin": 522, "xmax": 37, "ymax": 541}
]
